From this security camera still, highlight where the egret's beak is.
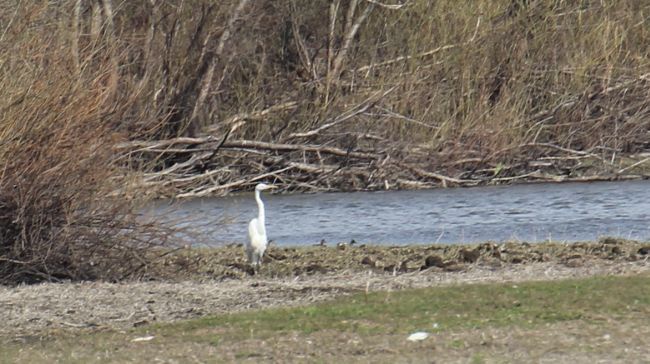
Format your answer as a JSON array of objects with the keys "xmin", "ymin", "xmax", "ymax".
[{"xmin": 268, "ymin": 185, "xmax": 278, "ymax": 189}]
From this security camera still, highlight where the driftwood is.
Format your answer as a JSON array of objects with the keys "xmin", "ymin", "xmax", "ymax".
[
  {"xmin": 119, "ymin": 138, "xmax": 380, "ymax": 160},
  {"xmin": 397, "ymin": 163, "xmax": 477, "ymax": 186},
  {"xmin": 177, "ymin": 166, "xmax": 294, "ymax": 198},
  {"xmin": 115, "ymin": 69, "xmax": 650, "ymax": 197},
  {"xmin": 117, "ymin": 125, "xmax": 650, "ymax": 197}
]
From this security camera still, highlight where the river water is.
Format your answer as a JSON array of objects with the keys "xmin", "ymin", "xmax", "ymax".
[{"xmin": 147, "ymin": 180, "xmax": 650, "ymax": 246}]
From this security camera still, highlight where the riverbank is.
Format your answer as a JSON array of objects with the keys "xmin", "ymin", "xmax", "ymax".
[{"xmin": 1, "ymin": 239, "xmax": 648, "ymax": 340}]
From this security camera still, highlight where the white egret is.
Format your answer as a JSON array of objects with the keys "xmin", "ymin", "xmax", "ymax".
[{"xmin": 247, "ymin": 183, "xmax": 277, "ymax": 269}]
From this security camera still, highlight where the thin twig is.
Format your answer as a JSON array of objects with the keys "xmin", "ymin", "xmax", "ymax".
[
  {"xmin": 356, "ymin": 16, "xmax": 481, "ymax": 73},
  {"xmin": 176, "ymin": 166, "xmax": 294, "ymax": 198},
  {"xmin": 288, "ymin": 87, "xmax": 395, "ymax": 139},
  {"xmin": 365, "ymin": 0, "xmax": 409, "ymax": 10},
  {"xmin": 617, "ymin": 157, "xmax": 650, "ymax": 175}
]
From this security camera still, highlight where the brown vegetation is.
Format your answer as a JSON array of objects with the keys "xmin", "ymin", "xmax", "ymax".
[
  {"xmin": 111, "ymin": 0, "xmax": 650, "ymax": 195},
  {"xmin": 4, "ymin": 1, "xmax": 650, "ymax": 198},
  {"xmin": 0, "ymin": 2, "xmax": 176, "ymax": 284}
]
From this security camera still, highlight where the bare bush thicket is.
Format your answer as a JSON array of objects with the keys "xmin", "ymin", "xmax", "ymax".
[
  {"xmin": 114, "ymin": 0, "xmax": 650, "ymax": 194},
  {"xmin": 0, "ymin": 3, "xmax": 175, "ymax": 284}
]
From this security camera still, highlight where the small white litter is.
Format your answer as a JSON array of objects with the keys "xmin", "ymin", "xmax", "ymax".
[
  {"xmin": 407, "ymin": 332, "xmax": 429, "ymax": 342},
  {"xmin": 131, "ymin": 336, "xmax": 155, "ymax": 342}
]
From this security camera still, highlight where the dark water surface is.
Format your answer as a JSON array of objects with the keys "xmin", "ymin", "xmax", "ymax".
[{"xmin": 146, "ymin": 180, "xmax": 650, "ymax": 246}]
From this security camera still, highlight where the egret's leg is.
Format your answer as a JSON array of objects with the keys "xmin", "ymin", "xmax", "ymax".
[
  {"xmin": 252, "ymin": 252, "xmax": 260, "ymax": 267},
  {"xmin": 250, "ymin": 253, "xmax": 259, "ymax": 274},
  {"xmin": 245, "ymin": 247, "xmax": 253, "ymax": 264}
]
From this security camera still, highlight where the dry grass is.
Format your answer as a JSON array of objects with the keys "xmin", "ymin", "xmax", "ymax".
[
  {"xmin": 99, "ymin": 1, "xmax": 650, "ymax": 191},
  {"xmin": 287, "ymin": 1, "xmax": 650, "ymax": 183}
]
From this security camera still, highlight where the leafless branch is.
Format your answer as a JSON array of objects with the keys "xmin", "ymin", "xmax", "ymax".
[
  {"xmin": 189, "ymin": 0, "xmax": 252, "ymax": 128},
  {"xmin": 365, "ymin": 0, "xmax": 409, "ymax": 10},
  {"xmin": 288, "ymin": 87, "xmax": 395, "ymax": 139},
  {"xmin": 356, "ymin": 16, "xmax": 481, "ymax": 73}
]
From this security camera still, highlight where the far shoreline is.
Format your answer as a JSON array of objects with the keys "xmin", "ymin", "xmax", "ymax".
[{"xmin": 152, "ymin": 174, "xmax": 650, "ymax": 199}]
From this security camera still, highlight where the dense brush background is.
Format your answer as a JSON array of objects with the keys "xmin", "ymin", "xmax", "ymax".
[{"xmin": 1, "ymin": 0, "xmax": 649, "ymax": 282}]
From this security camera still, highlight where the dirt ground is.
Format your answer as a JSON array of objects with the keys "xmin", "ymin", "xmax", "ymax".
[{"xmin": 1, "ymin": 239, "xmax": 649, "ymax": 342}]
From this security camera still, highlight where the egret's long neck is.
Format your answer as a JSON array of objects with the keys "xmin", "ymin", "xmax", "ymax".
[{"xmin": 255, "ymin": 189, "xmax": 265, "ymax": 226}]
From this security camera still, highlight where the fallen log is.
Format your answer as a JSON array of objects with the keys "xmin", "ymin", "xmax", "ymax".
[
  {"xmin": 221, "ymin": 140, "xmax": 380, "ymax": 160},
  {"xmin": 118, "ymin": 138, "xmax": 380, "ymax": 160}
]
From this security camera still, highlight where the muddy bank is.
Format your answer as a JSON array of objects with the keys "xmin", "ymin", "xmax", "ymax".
[
  {"xmin": 158, "ymin": 238, "xmax": 650, "ymax": 280},
  {"xmin": 1, "ymin": 239, "xmax": 649, "ymax": 340}
]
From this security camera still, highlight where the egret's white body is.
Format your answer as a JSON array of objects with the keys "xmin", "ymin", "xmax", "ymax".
[{"xmin": 246, "ymin": 183, "xmax": 276, "ymax": 268}]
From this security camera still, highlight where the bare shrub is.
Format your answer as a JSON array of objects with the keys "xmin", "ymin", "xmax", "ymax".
[{"xmin": 0, "ymin": 3, "xmax": 176, "ymax": 284}]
